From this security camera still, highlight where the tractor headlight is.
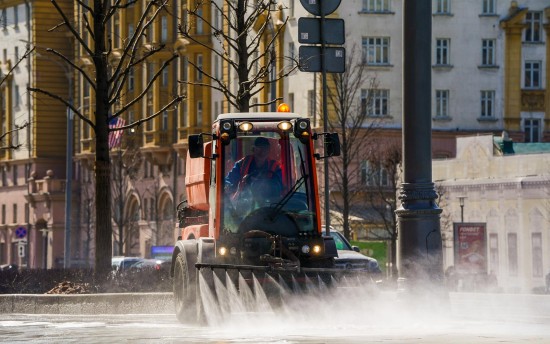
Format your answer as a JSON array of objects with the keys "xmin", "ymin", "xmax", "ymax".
[
  {"xmin": 230, "ymin": 247, "xmax": 237, "ymax": 255},
  {"xmin": 301, "ymin": 245, "xmax": 310, "ymax": 254},
  {"xmin": 238, "ymin": 121, "xmax": 253, "ymax": 132},
  {"xmin": 312, "ymin": 245, "xmax": 322, "ymax": 255},
  {"xmin": 218, "ymin": 246, "xmax": 228, "ymax": 256},
  {"xmin": 277, "ymin": 121, "xmax": 293, "ymax": 132}
]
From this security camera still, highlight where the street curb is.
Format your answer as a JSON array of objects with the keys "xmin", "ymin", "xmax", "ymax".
[{"xmin": 0, "ymin": 292, "xmax": 175, "ymax": 315}]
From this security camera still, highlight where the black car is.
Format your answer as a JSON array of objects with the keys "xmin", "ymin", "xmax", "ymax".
[{"xmin": 323, "ymin": 228, "xmax": 382, "ymax": 273}]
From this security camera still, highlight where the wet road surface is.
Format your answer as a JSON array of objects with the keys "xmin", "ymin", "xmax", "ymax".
[{"xmin": 2, "ymin": 291, "xmax": 550, "ymax": 343}]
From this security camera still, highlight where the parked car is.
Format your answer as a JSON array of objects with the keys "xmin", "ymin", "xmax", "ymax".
[
  {"xmin": 322, "ymin": 227, "xmax": 382, "ymax": 273},
  {"xmin": 130, "ymin": 259, "xmax": 170, "ymax": 272},
  {"xmin": 129, "ymin": 258, "xmax": 171, "ymax": 280},
  {"xmin": 111, "ymin": 256, "xmax": 144, "ymax": 272}
]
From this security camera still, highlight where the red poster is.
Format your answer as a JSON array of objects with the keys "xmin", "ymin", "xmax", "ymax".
[{"xmin": 454, "ymin": 223, "xmax": 487, "ymax": 274}]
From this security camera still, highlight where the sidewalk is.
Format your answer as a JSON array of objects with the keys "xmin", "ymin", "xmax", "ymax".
[{"xmin": 0, "ymin": 292, "xmax": 174, "ymax": 314}]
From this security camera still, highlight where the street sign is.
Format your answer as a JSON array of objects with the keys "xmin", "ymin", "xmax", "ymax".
[
  {"xmin": 15, "ymin": 226, "xmax": 27, "ymax": 239},
  {"xmin": 299, "ymin": 46, "xmax": 346, "ymax": 73},
  {"xmin": 298, "ymin": 18, "xmax": 345, "ymax": 45},
  {"xmin": 18, "ymin": 242, "xmax": 26, "ymax": 258},
  {"xmin": 300, "ymin": 0, "xmax": 342, "ymax": 16}
]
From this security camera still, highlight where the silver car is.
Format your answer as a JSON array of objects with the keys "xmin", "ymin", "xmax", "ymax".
[{"xmin": 323, "ymin": 228, "xmax": 382, "ymax": 273}]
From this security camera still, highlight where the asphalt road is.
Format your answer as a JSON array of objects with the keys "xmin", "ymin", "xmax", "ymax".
[{"xmin": 1, "ymin": 292, "xmax": 550, "ymax": 343}]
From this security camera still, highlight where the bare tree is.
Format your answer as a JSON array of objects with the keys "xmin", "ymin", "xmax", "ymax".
[
  {"xmin": 78, "ymin": 176, "xmax": 95, "ymax": 268},
  {"xmin": 112, "ymin": 132, "xmax": 143, "ymax": 256},
  {"xmin": 434, "ymin": 182, "xmax": 453, "ymax": 249},
  {"xmin": 325, "ymin": 46, "xmax": 378, "ymax": 241},
  {"xmin": 180, "ymin": 0, "xmax": 296, "ymax": 112},
  {"xmin": 0, "ymin": 47, "xmax": 33, "ymax": 150},
  {"xmin": 361, "ymin": 141, "xmax": 401, "ymax": 278},
  {"xmin": 28, "ymin": 1, "xmax": 184, "ymax": 275}
]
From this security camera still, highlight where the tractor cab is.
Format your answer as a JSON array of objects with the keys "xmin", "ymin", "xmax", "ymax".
[{"xmin": 185, "ymin": 111, "xmax": 340, "ymax": 267}]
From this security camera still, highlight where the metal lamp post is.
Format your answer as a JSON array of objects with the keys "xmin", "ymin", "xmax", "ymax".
[
  {"xmin": 396, "ymin": 0, "xmax": 444, "ymax": 289},
  {"xmin": 459, "ymin": 196, "xmax": 465, "ymax": 223}
]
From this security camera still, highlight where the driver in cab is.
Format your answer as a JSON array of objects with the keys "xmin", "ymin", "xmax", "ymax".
[{"xmin": 225, "ymin": 137, "xmax": 282, "ymax": 202}]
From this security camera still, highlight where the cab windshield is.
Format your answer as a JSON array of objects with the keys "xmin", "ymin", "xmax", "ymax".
[{"xmin": 221, "ymin": 128, "xmax": 315, "ymax": 234}]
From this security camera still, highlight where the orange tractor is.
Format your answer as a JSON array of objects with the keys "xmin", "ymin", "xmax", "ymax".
[{"xmin": 171, "ymin": 108, "xmax": 342, "ymax": 323}]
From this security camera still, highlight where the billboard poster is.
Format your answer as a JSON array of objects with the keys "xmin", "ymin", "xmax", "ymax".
[{"xmin": 453, "ymin": 223, "xmax": 487, "ymax": 274}]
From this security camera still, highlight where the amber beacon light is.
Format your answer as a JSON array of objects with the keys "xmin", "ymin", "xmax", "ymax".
[{"xmin": 277, "ymin": 103, "xmax": 291, "ymax": 112}]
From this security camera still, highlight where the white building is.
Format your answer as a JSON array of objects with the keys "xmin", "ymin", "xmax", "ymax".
[
  {"xmin": 433, "ymin": 134, "xmax": 550, "ymax": 293},
  {"xmin": 284, "ymin": 0, "xmax": 549, "ymax": 147}
]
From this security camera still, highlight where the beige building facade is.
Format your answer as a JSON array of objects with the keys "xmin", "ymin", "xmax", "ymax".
[{"xmin": 433, "ymin": 134, "xmax": 550, "ymax": 293}]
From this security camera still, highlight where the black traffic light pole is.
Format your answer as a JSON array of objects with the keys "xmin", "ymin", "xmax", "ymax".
[
  {"xmin": 397, "ymin": 0, "xmax": 444, "ymax": 289},
  {"xmin": 320, "ymin": 3, "xmax": 330, "ymax": 235}
]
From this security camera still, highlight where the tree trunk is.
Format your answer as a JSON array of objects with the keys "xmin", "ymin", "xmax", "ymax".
[
  {"xmin": 93, "ymin": 1, "xmax": 112, "ymax": 277},
  {"xmin": 236, "ymin": 0, "xmax": 250, "ymax": 112}
]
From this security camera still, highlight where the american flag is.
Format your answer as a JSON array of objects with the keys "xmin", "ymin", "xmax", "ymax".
[{"xmin": 108, "ymin": 117, "xmax": 126, "ymax": 149}]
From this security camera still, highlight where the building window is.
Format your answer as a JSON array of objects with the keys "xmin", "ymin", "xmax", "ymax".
[
  {"xmin": 25, "ymin": 203, "xmax": 29, "ymax": 223},
  {"xmin": 150, "ymin": 198, "xmax": 155, "ymax": 221},
  {"xmin": 146, "ymin": 92, "xmax": 153, "ymax": 131},
  {"xmin": 481, "ymin": 39, "xmax": 495, "ymax": 66},
  {"xmin": 1, "ymin": 204, "xmax": 5, "ymax": 224},
  {"xmin": 2, "ymin": 10, "xmax": 6, "ymax": 30},
  {"xmin": 480, "ymin": 90, "xmax": 495, "ymax": 118},
  {"xmin": 161, "ymin": 16, "xmax": 168, "ymax": 43},
  {"xmin": 524, "ymin": 61, "xmax": 541, "ymax": 89},
  {"xmin": 12, "ymin": 204, "xmax": 17, "ymax": 223},
  {"xmin": 196, "ymin": 8, "xmax": 203, "ymax": 34},
  {"xmin": 288, "ymin": 93, "xmax": 294, "ymax": 112},
  {"xmin": 524, "ymin": 12, "xmax": 542, "ymax": 43},
  {"xmin": 435, "ymin": 38, "xmax": 450, "ymax": 65},
  {"xmin": 14, "ymin": 46, "xmax": 19, "ymax": 61},
  {"xmin": 13, "ymin": 6, "xmax": 18, "ymax": 27},
  {"xmin": 13, "ymin": 85, "xmax": 19, "ymax": 107},
  {"xmin": 489, "ymin": 233, "xmax": 499, "ymax": 275},
  {"xmin": 289, "ymin": 0, "xmax": 294, "ymax": 17},
  {"xmin": 162, "ymin": 67, "xmax": 168, "ymax": 87},
  {"xmin": 128, "ymin": 23, "xmax": 134, "ymax": 39},
  {"xmin": 113, "ymin": 14, "xmax": 120, "ymax": 49},
  {"xmin": 196, "ymin": 54, "xmax": 203, "ymax": 81},
  {"xmin": 12, "ymin": 165, "xmax": 17, "ymax": 186},
  {"xmin": 435, "ymin": 90, "xmax": 449, "ymax": 118},
  {"xmin": 435, "ymin": 0, "xmax": 450, "ymax": 14},
  {"xmin": 482, "ymin": 0, "xmax": 495, "ymax": 14},
  {"xmin": 366, "ymin": 89, "xmax": 389, "ymax": 117},
  {"xmin": 361, "ymin": 161, "xmax": 390, "ymax": 187},
  {"xmin": 196, "ymin": 101, "xmax": 203, "ymax": 127},
  {"xmin": 531, "ymin": 233, "xmax": 542, "ymax": 277},
  {"xmin": 128, "ymin": 68, "xmax": 134, "ymax": 91},
  {"xmin": 161, "ymin": 111, "xmax": 168, "ymax": 131},
  {"xmin": 362, "ymin": 37, "xmax": 390, "ymax": 65},
  {"xmin": 507, "ymin": 233, "xmax": 518, "ymax": 276},
  {"xmin": 362, "ymin": 0, "xmax": 390, "ymax": 12},
  {"xmin": 288, "ymin": 42, "xmax": 295, "ymax": 68},
  {"xmin": 143, "ymin": 198, "xmax": 148, "ymax": 219},
  {"xmin": 147, "ymin": 17, "xmax": 154, "ymax": 42},
  {"xmin": 524, "ymin": 118, "xmax": 540, "ymax": 143}
]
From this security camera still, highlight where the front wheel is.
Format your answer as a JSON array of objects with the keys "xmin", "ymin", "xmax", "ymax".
[{"xmin": 173, "ymin": 251, "xmax": 197, "ymax": 323}]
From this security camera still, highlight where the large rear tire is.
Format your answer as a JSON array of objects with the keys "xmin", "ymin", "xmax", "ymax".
[{"xmin": 173, "ymin": 249, "xmax": 197, "ymax": 323}]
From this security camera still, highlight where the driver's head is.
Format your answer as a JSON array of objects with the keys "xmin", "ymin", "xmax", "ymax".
[{"xmin": 252, "ymin": 137, "xmax": 270, "ymax": 163}]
